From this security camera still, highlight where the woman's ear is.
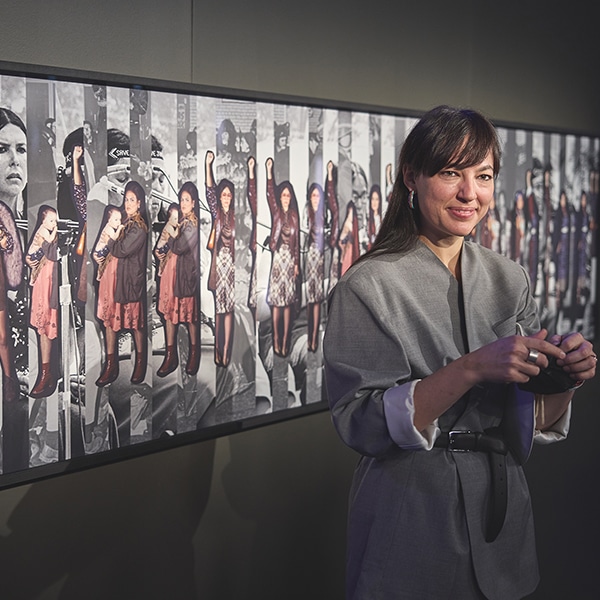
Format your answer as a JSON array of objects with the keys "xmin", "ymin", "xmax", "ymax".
[{"xmin": 402, "ymin": 165, "xmax": 416, "ymax": 191}]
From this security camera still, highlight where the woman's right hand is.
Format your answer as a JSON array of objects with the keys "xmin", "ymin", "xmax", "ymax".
[{"xmin": 465, "ymin": 330, "xmax": 566, "ymax": 387}]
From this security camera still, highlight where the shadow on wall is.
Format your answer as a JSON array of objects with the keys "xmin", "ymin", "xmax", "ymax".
[{"xmin": 0, "ymin": 441, "xmax": 215, "ymax": 600}]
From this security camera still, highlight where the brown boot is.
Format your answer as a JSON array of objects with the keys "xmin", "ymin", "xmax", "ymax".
[
  {"xmin": 96, "ymin": 354, "xmax": 119, "ymax": 387},
  {"xmin": 30, "ymin": 363, "xmax": 57, "ymax": 398},
  {"xmin": 131, "ymin": 346, "xmax": 147, "ymax": 384},
  {"xmin": 185, "ymin": 344, "xmax": 200, "ymax": 375},
  {"xmin": 157, "ymin": 345, "xmax": 178, "ymax": 377}
]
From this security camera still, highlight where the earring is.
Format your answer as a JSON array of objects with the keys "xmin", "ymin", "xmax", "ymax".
[{"xmin": 408, "ymin": 190, "xmax": 415, "ymax": 210}]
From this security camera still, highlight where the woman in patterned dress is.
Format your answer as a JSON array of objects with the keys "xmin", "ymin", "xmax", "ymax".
[
  {"xmin": 304, "ymin": 160, "xmax": 337, "ymax": 353},
  {"xmin": 265, "ymin": 157, "xmax": 300, "ymax": 358},
  {"xmin": 205, "ymin": 150, "xmax": 236, "ymax": 367}
]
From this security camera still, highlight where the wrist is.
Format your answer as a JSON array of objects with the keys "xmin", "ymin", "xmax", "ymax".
[{"xmin": 568, "ymin": 379, "xmax": 585, "ymax": 392}]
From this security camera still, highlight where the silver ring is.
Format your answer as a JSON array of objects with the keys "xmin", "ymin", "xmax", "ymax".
[
  {"xmin": 526, "ymin": 349, "xmax": 540, "ymax": 364},
  {"xmin": 592, "ymin": 353, "xmax": 598, "ymax": 362}
]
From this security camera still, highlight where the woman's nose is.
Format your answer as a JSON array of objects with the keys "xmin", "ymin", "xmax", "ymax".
[{"xmin": 458, "ymin": 177, "xmax": 477, "ymax": 202}]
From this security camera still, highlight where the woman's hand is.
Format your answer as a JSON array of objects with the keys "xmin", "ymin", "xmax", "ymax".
[
  {"xmin": 25, "ymin": 254, "xmax": 39, "ymax": 268},
  {"xmin": 549, "ymin": 331, "xmax": 597, "ymax": 384},
  {"xmin": 465, "ymin": 330, "xmax": 568, "ymax": 387},
  {"xmin": 73, "ymin": 145, "xmax": 83, "ymax": 163},
  {"xmin": 266, "ymin": 157, "xmax": 273, "ymax": 179}
]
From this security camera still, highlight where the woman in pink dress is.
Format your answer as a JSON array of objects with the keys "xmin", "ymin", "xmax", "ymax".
[
  {"xmin": 27, "ymin": 205, "xmax": 59, "ymax": 398},
  {"xmin": 94, "ymin": 181, "xmax": 149, "ymax": 386},
  {"xmin": 155, "ymin": 182, "xmax": 200, "ymax": 377}
]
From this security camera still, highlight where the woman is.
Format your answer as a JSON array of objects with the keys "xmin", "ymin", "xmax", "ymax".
[
  {"xmin": 0, "ymin": 108, "xmax": 26, "ymax": 402},
  {"xmin": 27, "ymin": 205, "xmax": 59, "ymax": 398},
  {"xmin": 366, "ymin": 183, "xmax": 382, "ymax": 250},
  {"xmin": 95, "ymin": 180, "xmax": 149, "ymax": 386},
  {"xmin": 323, "ymin": 105, "xmax": 596, "ymax": 599},
  {"xmin": 510, "ymin": 189, "xmax": 526, "ymax": 264},
  {"xmin": 246, "ymin": 156, "xmax": 257, "ymax": 322},
  {"xmin": 553, "ymin": 190, "xmax": 572, "ymax": 318},
  {"xmin": 155, "ymin": 182, "xmax": 200, "ymax": 377},
  {"xmin": 338, "ymin": 200, "xmax": 359, "ymax": 276},
  {"xmin": 265, "ymin": 157, "xmax": 300, "ymax": 358},
  {"xmin": 304, "ymin": 160, "xmax": 337, "ymax": 353},
  {"xmin": 205, "ymin": 150, "xmax": 235, "ymax": 367}
]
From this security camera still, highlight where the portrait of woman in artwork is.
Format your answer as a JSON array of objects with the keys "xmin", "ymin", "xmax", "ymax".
[
  {"xmin": 94, "ymin": 180, "xmax": 149, "ymax": 386},
  {"xmin": 265, "ymin": 156, "xmax": 300, "ymax": 358},
  {"xmin": 324, "ymin": 105, "xmax": 596, "ymax": 599},
  {"xmin": 0, "ymin": 108, "xmax": 26, "ymax": 403},
  {"xmin": 304, "ymin": 160, "xmax": 338, "ymax": 353},
  {"xmin": 155, "ymin": 181, "xmax": 200, "ymax": 377},
  {"xmin": 26, "ymin": 205, "xmax": 59, "ymax": 398},
  {"xmin": 205, "ymin": 150, "xmax": 236, "ymax": 367}
]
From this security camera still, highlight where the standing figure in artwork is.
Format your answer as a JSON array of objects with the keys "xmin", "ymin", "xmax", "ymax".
[
  {"xmin": 338, "ymin": 200, "xmax": 360, "ymax": 277},
  {"xmin": 525, "ymin": 170, "xmax": 540, "ymax": 296},
  {"xmin": 265, "ymin": 157, "xmax": 300, "ymax": 358},
  {"xmin": 0, "ymin": 108, "xmax": 26, "ymax": 402},
  {"xmin": 27, "ymin": 205, "xmax": 59, "ymax": 398},
  {"xmin": 552, "ymin": 190, "xmax": 572, "ymax": 318},
  {"xmin": 94, "ymin": 180, "xmax": 149, "ymax": 386},
  {"xmin": 246, "ymin": 156, "xmax": 258, "ymax": 323},
  {"xmin": 304, "ymin": 160, "xmax": 338, "ymax": 353},
  {"xmin": 510, "ymin": 190, "xmax": 526, "ymax": 264},
  {"xmin": 367, "ymin": 184, "xmax": 383, "ymax": 251},
  {"xmin": 205, "ymin": 150, "xmax": 236, "ymax": 367},
  {"xmin": 155, "ymin": 182, "xmax": 200, "ymax": 377}
]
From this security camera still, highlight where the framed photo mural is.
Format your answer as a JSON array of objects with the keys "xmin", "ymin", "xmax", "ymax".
[{"xmin": 0, "ymin": 62, "xmax": 597, "ymax": 489}]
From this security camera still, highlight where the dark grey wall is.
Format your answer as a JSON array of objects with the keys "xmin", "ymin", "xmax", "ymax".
[{"xmin": 0, "ymin": 1, "xmax": 598, "ymax": 598}]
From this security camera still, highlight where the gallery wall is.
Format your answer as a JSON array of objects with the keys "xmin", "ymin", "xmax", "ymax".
[{"xmin": 0, "ymin": 1, "xmax": 598, "ymax": 599}]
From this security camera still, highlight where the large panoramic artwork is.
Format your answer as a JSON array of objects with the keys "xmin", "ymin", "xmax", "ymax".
[{"xmin": 0, "ymin": 66, "xmax": 597, "ymax": 487}]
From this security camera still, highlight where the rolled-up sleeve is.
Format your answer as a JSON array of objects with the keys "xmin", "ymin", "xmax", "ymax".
[{"xmin": 383, "ymin": 380, "xmax": 439, "ymax": 450}]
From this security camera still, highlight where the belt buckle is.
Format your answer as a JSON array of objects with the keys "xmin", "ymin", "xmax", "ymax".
[{"xmin": 448, "ymin": 430, "xmax": 472, "ymax": 452}]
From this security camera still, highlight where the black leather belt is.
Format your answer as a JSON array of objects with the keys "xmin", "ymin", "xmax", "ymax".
[{"xmin": 434, "ymin": 429, "xmax": 508, "ymax": 543}]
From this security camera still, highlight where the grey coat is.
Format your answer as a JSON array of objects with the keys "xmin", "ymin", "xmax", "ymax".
[{"xmin": 323, "ymin": 240, "xmax": 559, "ymax": 600}]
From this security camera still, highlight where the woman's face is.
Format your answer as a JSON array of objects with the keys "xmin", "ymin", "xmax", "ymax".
[
  {"xmin": 179, "ymin": 190, "xmax": 194, "ymax": 217},
  {"xmin": 281, "ymin": 187, "xmax": 291, "ymax": 212},
  {"xmin": 124, "ymin": 190, "xmax": 141, "ymax": 217},
  {"xmin": 0, "ymin": 123, "xmax": 27, "ymax": 200},
  {"xmin": 108, "ymin": 210, "xmax": 122, "ymax": 229},
  {"xmin": 310, "ymin": 188, "xmax": 321, "ymax": 212},
  {"xmin": 406, "ymin": 149, "xmax": 495, "ymax": 245},
  {"xmin": 370, "ymin": 190, "xmax": 381, "ymax": 213},
  {"xmin": 43, "ymin": 210, "xmax": 57, "ymax": 231},
  {"xmin": 220, "ymin": 186, "xmax": 232, "ymax": 212}
]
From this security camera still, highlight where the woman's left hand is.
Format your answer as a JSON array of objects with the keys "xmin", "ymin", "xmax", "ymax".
[{"xmin": 549, "ymin": 332, "xmax": 597, "ymax": 383}]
